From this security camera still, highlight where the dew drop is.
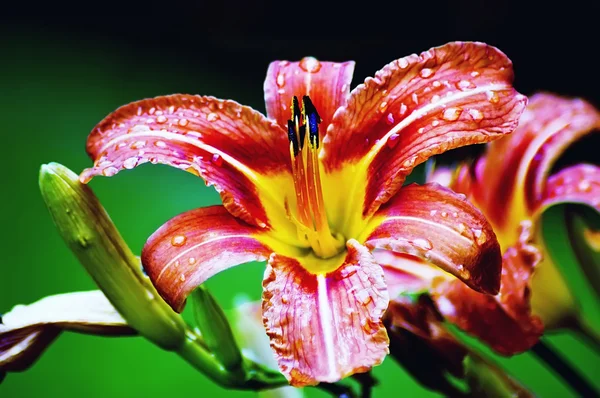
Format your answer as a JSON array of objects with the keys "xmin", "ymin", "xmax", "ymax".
[
  {"xmin": 355, "ymin": 289, "xmax": 372, "ymax": 305},
  {"xmin": 470, "ymin": 71, "xmax": 480, "ymax": 77},
  {"xmin": 299, "ymin": 56, "xmax": 321, "ymax": 73},
  {"xmin": 281, "ymin": 295, "xmax": 289, "ymax": 304},
  {"xmin": 148, "ymin": 107, "xmax": 156, "ymax": 115},
  {"xmin": 188, "ymin": 257, "xmax": 196, "ymax": 265},
  {"xmin": 578, "ymin": 180, "xmax": 592, "ymax": 192},
  {"xmin": 102, "ymin": 166, "xmax": 118, "ymax": 177},
  {"xmin": 178, "ymin": 118, "xmax": 189, "ymax": 127},
  {"xmin": 386, "ymin": 113, "xmax": 395, "ymax": 125},
  {"xmin": 379, "ymin": 101, "xmax": 388, "ymax": 112},
  {"xmin": 432, "ymin": 120, "xmax": 440, "ymax": 127},
  {"xmin": 171, "ymin": 235, "xmax": 187, "ymax": 247},
  {"xmin": 486, "ymin": 91, "xmax": 500, "ymax": 104},
  {"xmin": 156, "ymin": 115, "xmax": 167, "ymax": 124},
  {"xmin": 398, "ymin": 58, "xmax": 409, "ymax": 69},
  {"xmin": 431, "ymin": 95, "xmax": 441, "ymax": 103},
  {"xmin": 211, "ymin": 153, "xmax": 223, "ymax": 166},
  {"xmin": 468, "ymin": 109, "xmax": 484, "ymax": 121},
  {"xmin": 412, "ymin": 238, "xmax": 433, "ymax": 250},
  {"xmin": 418, "ymin": 127, "xmax": 425, "ymax": 134},
  {"xmin": 420, "ymin": 68, "xmax": 434, "ymax": 78},
  {"xmin": 123, "ymin": 157, "xmax": 139, "ymax": 169},
  {"xmin": 441, "ymin": 211, "xmax": 448, "ymax": 218},
  {"xmin": 130, "ymin": 140, "xmax": 146, "ymax": 149},
  {"xmin": 276, "ymin": 73, "xmax": 285, "ymax": 87},
  {"xmin": 430, "ymin": 210, "xmax": 437, "ymax": 216},
  {"xmin": 180, "ymin": 274, "xmax": 186, "ymax": 282},
  {"xmin": 207, "ymin": 112, "xmax": 220, "ymax": 122},
  {"xmin": 412, "ymin": 93, "xmax": 419, "ymax": 105},
  {"xmin": 155, "ymin": 141, "xmax": 167, "ymax": 148},
  {"xmin": 399, "ymin": 103, "xmax": 408, "ymax": 115},
  {"xmin": 432, "ymin": 80, "xmax": 441, "ymax": 88},
  {"xmin": 168, "ymin": 105, "xmax": 176, "ymax": 114},
  {"xmin": 387, "ymin": 133, "xmax": 400, "ymax": 149},
  {"xmin": 456, "ymin": 80, "xmax": 475, "ymax": 90},
  {"xmin": 442, "ymin": 107, "xmax": 462, "ymax": 121}
]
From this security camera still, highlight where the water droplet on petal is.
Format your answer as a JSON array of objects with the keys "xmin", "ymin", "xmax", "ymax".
[
  {"xmin": 412, "ymin": 238, "xmax": 433, "ymax": 250},
  {"xmin": 442, "ymin": 107, "xmax": 462, "ymax": 121},
  {"xmin": 211, "ymin": 153, "xmax": 223, "ymax": 166},
  {"xmin": 430, "ymin": 210, "xmax": 437, "ymax": 216},
  {"xmin": 123, "ymin": 157, "xmax": 139, "ymax": 169},
  {"xmin": 578, "ymin": 180, "xmax": 592, "ymax": 192},
  {"xmin": 431, "ymin": 120, "xmax": 440, "ymax": 127},
  {"xmin": 486, "ymin": 91, "xmax": 500, "ymax": 104},
  {"xmin": 299, "ymin": 56, "xmax": 321, "ymax": 73},
  {"xmin": 470, "ymin": 71, "xmax": 480, "ymax": 77},
  {"xmin": 155, "ymin": 141, "xmax": 167, "ymax": 148},
  {"xmin": 399, "ymin": 103, "xmax": 408, "ymax": 115},
  {"xmin": 386, "ymin": 113, "xmax": 395, "ymax": 125},
  {"xmin": 355, "ymin": 289, "xmax": 372, "ymax": 305},
  {"xmin": 398, "ymin": 58, "xmax": 409, "ymax": 69},
  {"xmin": 456, "ymin": 80, "xmax": 475, "ymax": 90},
  {"xmin": 412, "ymin": 93, "xmax": 419, "ymax": 105},
  {"xmin": 148, "ymin": 107, "xmax": 156, "ymax": 115},
  {"xmin": 178, "ymin": 118, "xmax": 189, "ymax": 127},
  {"xmin": 188, "ymin": 257, "xmax": 196, "ymax": 265},
  {"xmin": 156, "ymin": 115, "xmax": 167, "ymax": 124},
  {"xmin": 102, "ymin": 166, "xmax": 118, "ymax": 177},
  {"xmin": 130, "ymin": 140, "xmax": 146, "ymax": 149},
  {"xmin": 441, "ymin": 211, "xmax": 448, "ymax": 218},
  {"xmin": 379, "ymin": 101, "xmax": 388, "ymax": 112},
  {"xmin": 171, "ymin": 235, "xmax": 187, "ymax": 246},
  {"xmin": 468, "ymin": 109, "xmax": 484, "ymax": 121},
  {"xmin": 420, "ymin": 68, "xmax": 434, "ymax": 78},
  {"xmin": 180, "ymin": 274, "xmax": 186, "ymax": 282},
  {"xmin": 276, "ymin": 72, "xmax": 285, "ymax": 87},
  {"xmin": 431, "ymin": 95, "xmax": 441, "ymax": 103},
  {"xmin": 207, "ymin": 112, "xmax": 220, "ymax": 122},
  {"xmin": 281, "ymin": 295, "xmax": 289, "ymax": 304},
  {"xmin": 387, "ymin": 133, "xmax": 400, "ymax": 149}
]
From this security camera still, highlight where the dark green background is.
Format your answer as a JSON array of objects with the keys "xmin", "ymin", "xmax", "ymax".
[{"xmin": 1, "ymin": 7, "xmax": 598, "ymax": 397}]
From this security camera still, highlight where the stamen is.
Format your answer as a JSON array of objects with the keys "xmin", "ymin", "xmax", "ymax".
[{"xmin": 286, "ymin": 96, "xmax": 344, "ymax": 258}]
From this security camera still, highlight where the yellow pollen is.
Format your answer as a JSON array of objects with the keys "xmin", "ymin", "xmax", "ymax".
[{"xmin": 286, "ymin": 96, "xmax": 344, "ymax": 258}]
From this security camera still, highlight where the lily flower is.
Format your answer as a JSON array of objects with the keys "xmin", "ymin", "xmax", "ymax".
[
  {"xmin": 80, "ymin": 41, "xmax": 526, "ymax": 386},
  {"xmin": 411, "ymin": 93, "xmax": 600, "ymax": 353}
]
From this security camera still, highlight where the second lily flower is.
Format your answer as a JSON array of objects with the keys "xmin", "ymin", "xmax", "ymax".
[{"xmin": 80, "ymin": 42, "xmax": 526, "ymax": 386}]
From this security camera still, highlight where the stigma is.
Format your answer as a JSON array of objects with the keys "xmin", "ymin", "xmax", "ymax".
[{"xmin": 287, "ymin": 96, "xmax": 344, "ymax": 259}]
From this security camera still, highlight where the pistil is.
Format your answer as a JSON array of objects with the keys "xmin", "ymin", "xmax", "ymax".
[{"xmin": 287, "ymin": 96, "xmax": 344, "ymax": 258}]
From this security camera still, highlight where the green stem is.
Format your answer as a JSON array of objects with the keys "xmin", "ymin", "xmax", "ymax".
[
  {"xmin": 532, "ymin": 339, "xmax": 599, "ymax": 397},
  {"xmin": 569, "ymin": 316, "xmax": 600, "ymax": 355}
]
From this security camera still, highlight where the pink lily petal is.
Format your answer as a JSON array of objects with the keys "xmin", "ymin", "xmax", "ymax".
[
  {"xmin": 262, "ymin": 240, "xmax": 389, "ymax": 386},
  {"xmin": 1, "ymin": 291, "xmax": 134, "ymax": 372},
  {"xmin": 264, "ymin": 59, "xmax": 355, "ymax": 130},
  {"xmin": 535, "ymin": 164, "xmax": 600, "ymax": 216},
  {"xmin": 321, "ymin": 41, "xmax": 527, "ymax": 217},
  {"xmin": 142, "ymin": 206, "xmax": 280, "ymax": 312},
  {"xmin": 431, "ymin": 230, "xmax": 544, "ymax": 355},
  {"xmin": 364, "ymin": 183, "xmax": 501, "ymax": 295},
  {"xmin": 471, "ymin": 93, "xmax": 600, "ymax": 227},
  {"xmin": 373, "ymin": 250, "xmax": 449, "ymax": 298},
  {"xmin": 81, "ymin": 95, "xmax": 292, "ymax": 229}
]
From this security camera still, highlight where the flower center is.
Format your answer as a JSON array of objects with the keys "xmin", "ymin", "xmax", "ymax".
[{"xmin": 287, "ymin": 96, "xmax": 345, "ymax": 259}]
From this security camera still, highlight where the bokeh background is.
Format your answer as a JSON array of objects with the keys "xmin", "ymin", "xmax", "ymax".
[{"xmin": 1, "ymin": 2, "xmax": 599, "ymax": 397}]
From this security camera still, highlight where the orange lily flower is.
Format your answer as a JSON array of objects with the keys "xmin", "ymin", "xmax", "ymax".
[
  {"xmin": 390, "ymin": 93, "xmax": 599, "ymax": 354},
  {"xmin": 80, "ymin": 42, "xmax": 526, "ymax": 386}
]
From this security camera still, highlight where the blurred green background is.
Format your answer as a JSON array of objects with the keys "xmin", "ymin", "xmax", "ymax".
[{"xmin": 1, "ymin": 6, "xmax": 599, "ymax": 397}]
